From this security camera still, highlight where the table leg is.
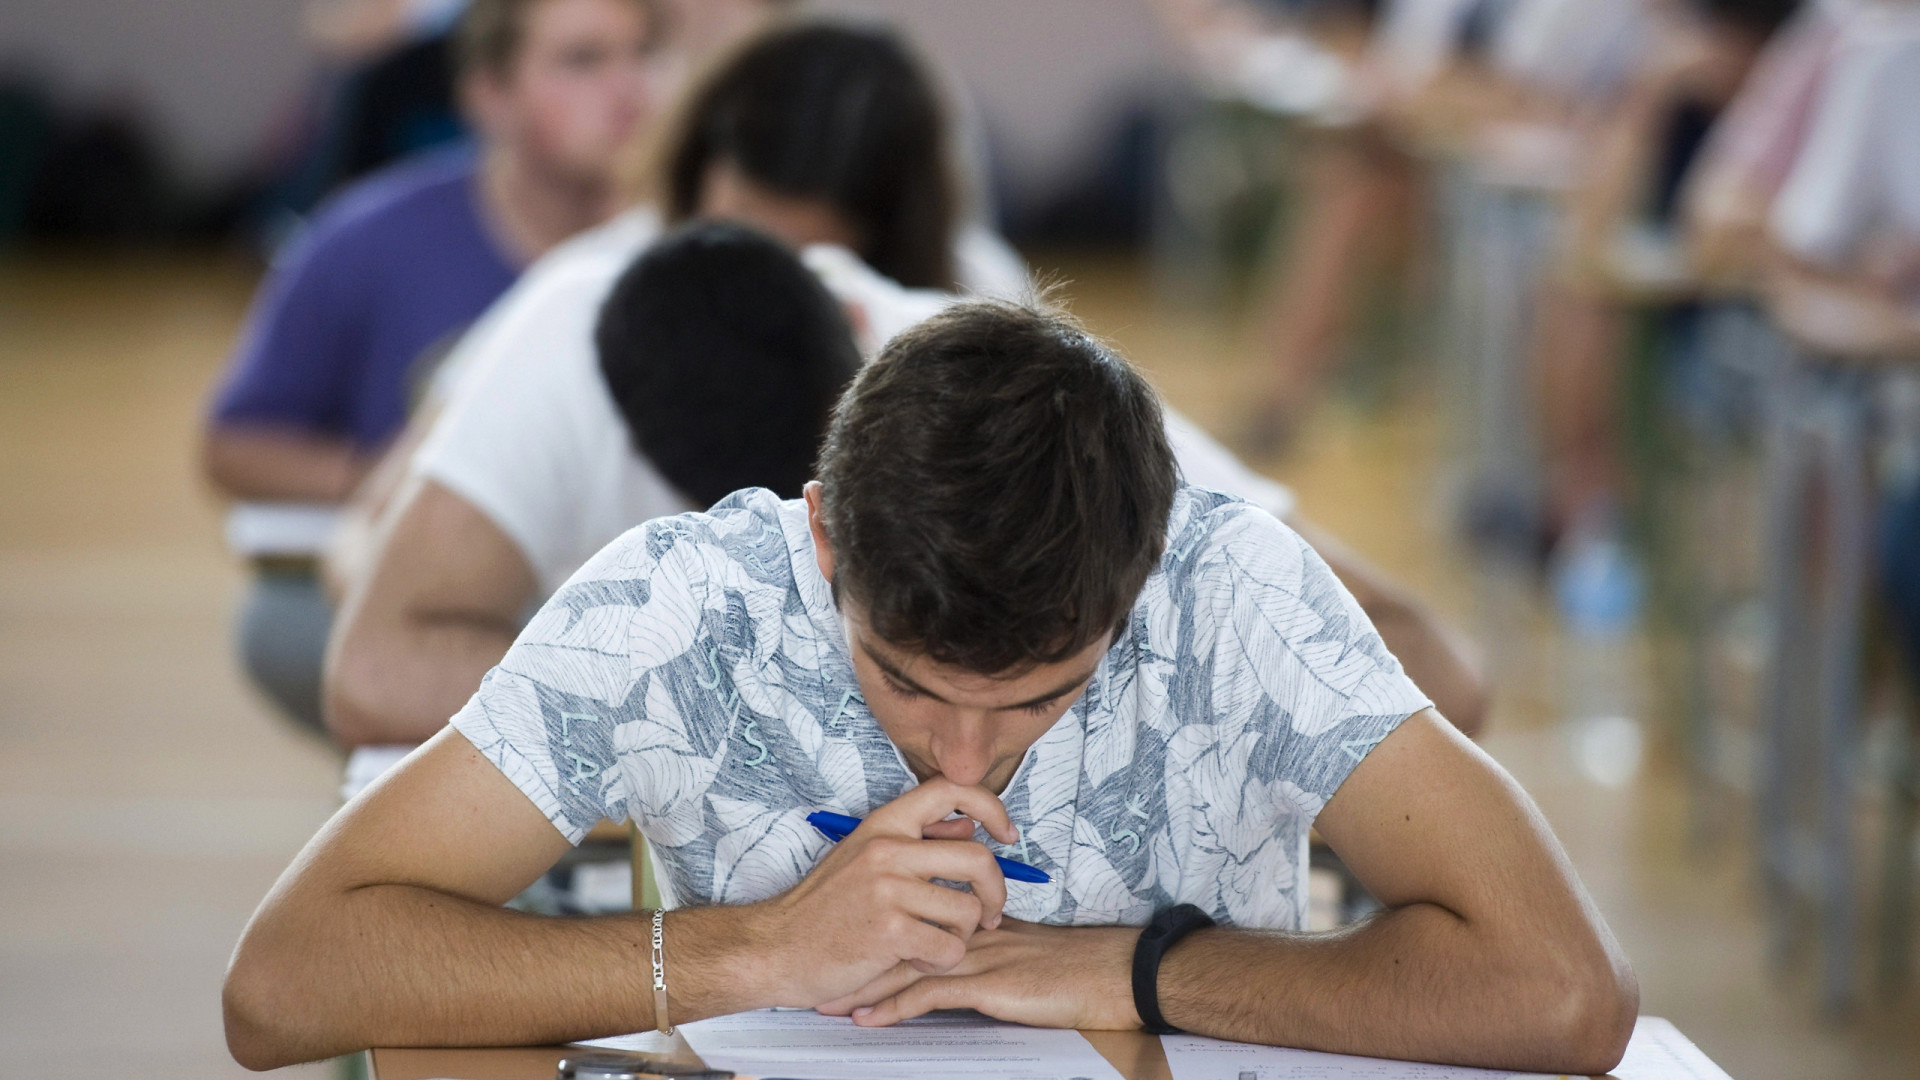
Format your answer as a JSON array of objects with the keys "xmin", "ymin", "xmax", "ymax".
[
  {"xmin": 1813, "ymin": 374, "xmax": 1870, "ymax": 1015},
  {"xmin": 1757, "ymin": 355, "xmax": 1814, "ymax": 966}
]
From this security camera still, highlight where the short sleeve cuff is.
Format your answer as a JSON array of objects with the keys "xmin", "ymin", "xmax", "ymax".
[{"xmin": 450, "ymin": 692, "xmax": 591, "ymax": 845}]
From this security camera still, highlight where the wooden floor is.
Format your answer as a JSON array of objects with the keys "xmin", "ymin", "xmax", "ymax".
[{"xmin": 0, "ymin": 251, "xmax": 1913, "ymax": 1078}]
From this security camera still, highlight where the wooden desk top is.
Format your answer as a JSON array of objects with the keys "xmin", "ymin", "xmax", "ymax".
[{"xmin": 371, "ymin": 1029, "xmax": 1174, "ymax": 1080}]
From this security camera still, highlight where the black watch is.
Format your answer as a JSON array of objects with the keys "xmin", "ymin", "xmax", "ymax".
[{"xmin": 1131, "ymin": 903, "xmax": 1216, "ymax": 1035}]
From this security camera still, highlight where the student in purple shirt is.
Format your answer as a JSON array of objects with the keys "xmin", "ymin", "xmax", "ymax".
[
  {"xmin": 212, "ymin": 146, "xmax": 518, "ymax": 456},
  {"xmin": 202, "ymin": 0, "xmax": 659, "ymax": 733}
]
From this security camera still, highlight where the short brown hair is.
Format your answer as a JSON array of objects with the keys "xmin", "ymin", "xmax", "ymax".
[
  {"xmin": 816, "ymin": 302, "xmax": 1178, "ymax": 674},
  {"xmin": 454, "ymin": 0, "xmax": 656, "ymax": 79}
]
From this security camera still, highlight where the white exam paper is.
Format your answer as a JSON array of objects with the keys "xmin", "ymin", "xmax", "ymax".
[
  {"xmin": 1161, "ymin": 1033, "xmax": 1556, "ymax": 1080},
  {"xmin": 1605, "ymin": 1018, "xmax": 1734, "ymax": 1080},
  {"xmin": 1162, "ymin": 1015, "xmax": 1731, "ymax": 1080},
  {"xmin": 583, "ymin": 1008, "xmax": 1124, "ymax": 1080}
]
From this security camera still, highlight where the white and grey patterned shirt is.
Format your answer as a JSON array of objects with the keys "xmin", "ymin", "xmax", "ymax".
[{"xmin": 452, "ymin": 486, "xmax": 1430, "ymax": 930}]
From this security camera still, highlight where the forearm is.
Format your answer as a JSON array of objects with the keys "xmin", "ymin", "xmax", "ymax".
[
  {"xmin": 1159, "ymin": 902, "xmax": 1630, "ymax": 1075},
  {"xmin": 226, "ymin": 887, "xmax": 775, "ymax": 1069},
  {"xmin": 203, "ymin": 426, "xmax": 374, "ymax": 503},
  {"xmin": 325, "ymin": 615, "xmax": 518, "ymax": 745},
  {"xmin": 227, "ymin": 769, "xmax": 1033, "ymax": 1070}
]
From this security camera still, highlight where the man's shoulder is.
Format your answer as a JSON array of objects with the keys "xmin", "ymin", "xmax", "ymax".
[
  {"xmin": 295, "ymin": 148, "xmax": 479, "ymax": 259},
  {"xmin": 538, "ymin": 204, "xmax": 661, "ymax": 275},
  {"xmin": 455, "ymin": 208, "xmax": 655, "ymax": 374},
  {"xmin": 565, "ymin": 488, "xmax": 806, "ymax": 594},
  {"xmin": 426, "ymin": 223, "xmax": 636, "ymax": 411},
  {"xmin": 1130, "ymin": 485, "xmax": 1315, "ymax": 625},
  {"xmin": 1161, "ymin": 485, "xmax": 1300, "ymax": 567}
]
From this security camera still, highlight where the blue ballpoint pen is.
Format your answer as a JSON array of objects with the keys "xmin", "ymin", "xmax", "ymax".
[{"xmin": 805, "ymin": 810, "xmax": 1051, "ymax": 883}]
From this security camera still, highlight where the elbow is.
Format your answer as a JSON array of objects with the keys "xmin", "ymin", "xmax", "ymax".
[
  {"xmin": 1369, "ymin": 596, "xmax": 1491, "ymax": 740},
  {"xmin": 201, "ymin": 428, "xmax": 247, "ymax": 500},
  {"xmin": 323, "ymin": 625, "xmax": 390, "ymax": 748},
  {"xmin": 1420, "ymin": 616, "xmax": 1490, "ymax": 741},
  {"xmin": 1540, "ymin": 943, "xmax": 1639, "ymax": 1076},
  {"xmin": 223, "ymin": 948, "xmax": 313, "ymax": 1071},
  {"xmin": 1434, "ymin": 666, "xmax": 1491, "ymax": 741}
]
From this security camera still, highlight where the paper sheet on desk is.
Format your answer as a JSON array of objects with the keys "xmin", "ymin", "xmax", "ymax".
[
  {"xmin": 582, "ymin": 1008, "xmax": 1124, "ymax": 1080},
  {"xmin": 1162, "ymin": 1016, "xmax": 1731, "ymax": 1080}
]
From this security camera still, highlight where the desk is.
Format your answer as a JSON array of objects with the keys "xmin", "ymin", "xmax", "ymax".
[{"xmin": 372, "ymin": 1029, "xmax": 1173, "ymax": 1080}]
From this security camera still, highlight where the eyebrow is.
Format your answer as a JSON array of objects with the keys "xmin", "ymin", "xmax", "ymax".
[{"xmin": 858, "ymin": 636, "xmax": 1098, "ymax": 711}]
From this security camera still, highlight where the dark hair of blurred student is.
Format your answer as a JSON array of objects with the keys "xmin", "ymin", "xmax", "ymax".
[
  {"xmin": 660, "ymin": 21, "xmax": 957, "ymax": 290},
  {"xmin": 595, "ymin": 221, "xmax": 861, "ymax": 506}
]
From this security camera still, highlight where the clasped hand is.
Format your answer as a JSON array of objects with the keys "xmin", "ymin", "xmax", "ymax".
[{"xmin": 761, "ymin": 779, "xmax": 1138, "ymax": 1032}]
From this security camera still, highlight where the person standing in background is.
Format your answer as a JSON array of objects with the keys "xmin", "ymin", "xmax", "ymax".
[{"xmin": 201, "ymin": 0, "xmax": 660, "ymax": 733}]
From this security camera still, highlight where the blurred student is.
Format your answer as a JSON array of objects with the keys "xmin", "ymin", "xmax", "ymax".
[
  {"xmin": 202, "ymin": 0, "xmax": 658, "ymax": 732},
  {"xmin": 1233, "ymin": 0, "xmax": 1679, "ymax": 451},
  {"xmin": 1522, "ymin": 0, "xmax": 1797, "ymax": 564},
  {"xmin": 1679, "ymin": 0, "xmax": 1834, "ymax": 284},
  {"xmin": 1232, "ymin": 0, "xmax": 1529, "ymax": 451},
  {"xmin": 323, "ymin": 20, "xmax": 1030, "ymax": 749},
  {"xmin": 1765, "ymin": 0, "xmax": 1920, "ymax": 298},
  {"xmin": 327, "ymin": 21, "xmax": 1485, "ymax": 751},
  {"xmin": 1763, "ymin": 4, "xmax": 1920, "ymax": 705}
]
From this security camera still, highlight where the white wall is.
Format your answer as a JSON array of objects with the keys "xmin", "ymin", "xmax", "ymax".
[
  {"xmin": 0, "ymin": 0, "xmax": 1180, "ymax": 198},
  {"xmin": 816, "ymin": 0, "xmax": 1182, "ymax": 198},
  {"xmin": 0, "ymin": 0, "xmax": 310, "ymax": 184}
]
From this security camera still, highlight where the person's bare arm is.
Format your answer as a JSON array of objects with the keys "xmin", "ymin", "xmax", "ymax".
[
  {"xmin": 849, "ymin": 711, "xmax": 1637, "ymax": 1076},
  {"xmin": 202, "ymin": 425, "xmax": 376, "ymax": 503},
  {"xmin": 1288, "ymin": 517, "xmax": 1488, "ymax": 737},
  {"xmin": 324, "ymin": 478, "xmax": 537, "ymax": 746},
  {"xmin": 224, "ymin": 729, "xmax": 1022, "ymax": 1070},
  {"xmin": 1763, "ymin": 253, "xmax": 1920, "ymax": 360},
  {"xmin": 1159, "ymin": 711, "xmax": 1636, "ymax": 1071},
  {"xmin": 322, "ymin": 400, "xmax": 445, "ymax": 601}
]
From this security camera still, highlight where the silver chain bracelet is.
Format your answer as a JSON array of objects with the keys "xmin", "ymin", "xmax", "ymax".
[{"xmin": 651, "ymin": 908, "xmax": 672, "ymax": 1035}]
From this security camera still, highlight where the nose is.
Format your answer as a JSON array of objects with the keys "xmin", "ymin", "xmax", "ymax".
[{"xmin": 929, "ymin": 711, "xmax": 994, "ymax": 788}]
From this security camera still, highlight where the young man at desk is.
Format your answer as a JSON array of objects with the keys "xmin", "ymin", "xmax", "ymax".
[{"xmin": 224, "ymin": 303, "xmax": 1636, "ymax": 1075}]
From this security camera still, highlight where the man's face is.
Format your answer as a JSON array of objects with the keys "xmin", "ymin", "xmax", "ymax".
[
  {"xmin": 845, "ymin": 612, "xmax": 1109, "ymax": 794},
  {"xmin": 468, "ymin": 0, "xmax": 657, "ymax": 184},
  {"xmin": 804, "ymin": 484, "xmax": 1110, "ymax": 794}
]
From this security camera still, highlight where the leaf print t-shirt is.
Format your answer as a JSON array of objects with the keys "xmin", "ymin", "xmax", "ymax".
[{"xmin": 449, "ymin": 485, "xmax": 1432, "ymax": 930}]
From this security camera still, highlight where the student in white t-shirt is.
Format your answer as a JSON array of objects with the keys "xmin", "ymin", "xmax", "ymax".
[
  {"xmin": 1768, "ymin": 0, "xmax": 1920, "ymax": 296},
  {"xmin": 325, "ymin": 20, "xmax": 1038, "ymax": 746},
  {"xmin": 1681, "ymin": 0, "xmax": 1852, "ymax": 284}
]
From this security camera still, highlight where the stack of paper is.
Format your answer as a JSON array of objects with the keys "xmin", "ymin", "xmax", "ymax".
[{"xmin": 583, "ymin": 1008, "xmax": 1123, "ymax": 1080}]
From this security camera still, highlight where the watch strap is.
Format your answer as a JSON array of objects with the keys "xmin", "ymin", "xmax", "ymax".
[{"xmin": 1131, "ymin": 903, "xmax": 1215, "ymax": 1035}]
